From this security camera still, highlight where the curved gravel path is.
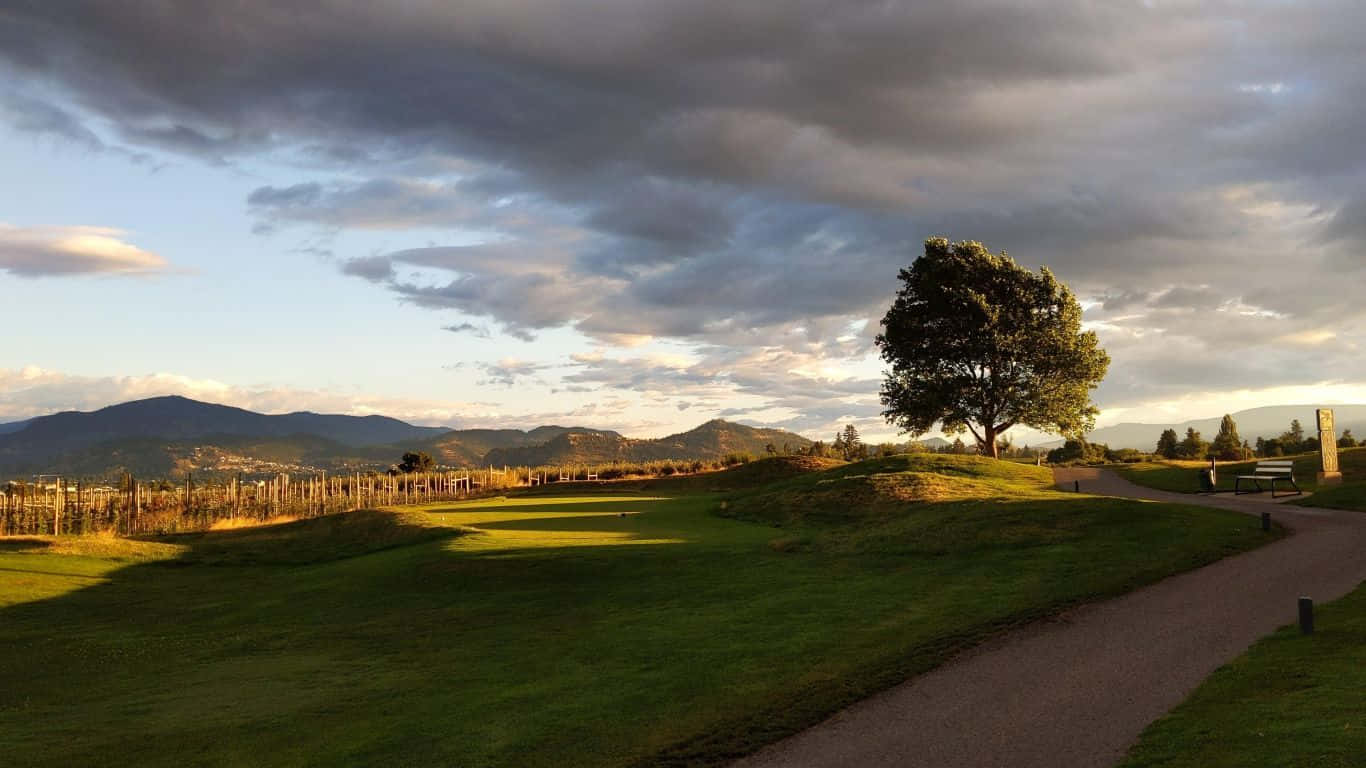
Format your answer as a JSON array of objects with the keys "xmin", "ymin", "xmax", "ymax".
[{"xmin": 732, "ymin": 468, "xmax": 1366, "ymax": 768}]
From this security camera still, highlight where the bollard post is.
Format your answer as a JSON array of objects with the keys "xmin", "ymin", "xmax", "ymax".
[
  {"xmin": 1298, "ymin": 597, "xmax": 1314, "ymax": 635},
  {"xmin": 1261, "ymin": 512, "xmax": 1271, "ymax": 532},
  {"xmin": 1074, "ymin": 480, "xmax": 1080, "ymax": 493}
]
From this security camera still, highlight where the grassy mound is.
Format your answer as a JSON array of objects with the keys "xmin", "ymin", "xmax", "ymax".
[
  {"xmin": 723, "ymin": 453, "xmax": 1054, "ymax": 527},
  {"xmin": 690, "ymin": 454, "xmax": 847, "ymax": 489},
  {"xmin": 155, "ymin": 508, "xmax": 463, "ymax": 566},
  {"xmin": 534, "ymin": 455, "xmax": 848, "ymax": 495}
]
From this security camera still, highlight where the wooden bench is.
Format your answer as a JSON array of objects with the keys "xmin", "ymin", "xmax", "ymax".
[{"xmin": 1234, "ymin": 460, "xmax": 1301, "ymax": 496}]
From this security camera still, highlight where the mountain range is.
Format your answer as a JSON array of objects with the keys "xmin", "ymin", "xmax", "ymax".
[
  {"xmin": 1080, "ymin": 405, "xmax": 1366, "ymax": 451},
  {"xmin": 0, "ymin": 396, "xmax": 812, "ymax": 479}
]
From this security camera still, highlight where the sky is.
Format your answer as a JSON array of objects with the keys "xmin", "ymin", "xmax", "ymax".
[{"xmin": 2, "ymin": 0, "xmax": 1366, "ymax": 443}]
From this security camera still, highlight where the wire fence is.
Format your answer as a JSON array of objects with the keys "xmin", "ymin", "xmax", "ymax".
[{"xmin": 0, "ymin": 466, "xmax": 559, "ymax": 536}]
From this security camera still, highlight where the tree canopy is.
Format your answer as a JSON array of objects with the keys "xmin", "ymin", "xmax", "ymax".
[
  {"xmin": 399, "ymin": 450, "xmax": 435, "ymax": 473},
  {"xmin": 1209, "ymin": 414, "xmax": 1244, "ymax": 460},
  {"xmin": 876, "ymin": 238, "xmax": 1110, "ymax": 458},
  {"xmin": 1177, "ymin": 428, "xmax": 1208, "ymax": 460},
  {"xmin": 1155, "ymin": 428, "xmax": 1180, "ymax": 459}
]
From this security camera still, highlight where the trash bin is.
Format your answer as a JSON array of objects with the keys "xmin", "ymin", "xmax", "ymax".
[{"xmin": 1199, "ymin": 468, "xmax": 1216, "ymax": 492}]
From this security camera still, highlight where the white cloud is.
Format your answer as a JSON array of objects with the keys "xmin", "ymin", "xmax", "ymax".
[
  {"xmin": 0, "ymin": 224, "xmax": 168, "ymax": 277},
  {"xmin": 0, "ymin": 366, "xmax": 494, "ymax": 427}
]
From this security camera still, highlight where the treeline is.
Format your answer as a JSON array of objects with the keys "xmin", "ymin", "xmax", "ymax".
[
  {"xmin": 1152, "ymin": 416, "xmax": 1356, "ymax": 461},
  {"xmin": 782, "ymin": 424, "xmax": 1045, "ymax": 462},
  {"xmin": 393, "ymin": 449, "xmax": 758, "ymax": 481}
]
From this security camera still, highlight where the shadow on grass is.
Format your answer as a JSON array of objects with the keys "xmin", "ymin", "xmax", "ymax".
[
  {"xmin": 0, "ymin": 490, "xmax": 1281, "ymax": 768},
  {"xmin": 131, "ymin": 508, "xmax": 464, "ymax": 566},
  {"xmin": 0, "ymin": 538, "xmax": 54, "ymax": 552}
]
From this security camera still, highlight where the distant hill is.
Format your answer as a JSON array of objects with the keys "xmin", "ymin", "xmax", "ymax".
[
  {"xmin": 1085, "ymin": 405, "xmax": 1366, "ymax": 450},
  {"xmin": 0, "ymin": 397, "xmax": 813, "ymax": 479},
  {"xmin": 0, "ymin": 418, "xmax": 31, "ymax": 435},
  {"xmin": 408, "ymin": 426, "xmax": 618, "ymax": 466},
  {"xmin": 484, "ymin": 419, "xmax": 812, "ymax": 466},
  {"xmin": 0, "ymin": 396, "xmax": 447, "ymax": 475}
]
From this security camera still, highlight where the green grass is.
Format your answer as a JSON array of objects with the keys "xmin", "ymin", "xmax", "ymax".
[
  {"xmin": 1298, "ymin": 482, "xmax": 1366, "ymax": 512},
  {"xmin": 0, "ymin": 454, "xmax": 1277, "ymax": 767},
  {"xmin": 1121, "ymin": 580, "xmax": 1366, "ymax": 767},
  {"xmin": 1116, "ymin": 446, "xmax": 1366, "ymax": 495}
]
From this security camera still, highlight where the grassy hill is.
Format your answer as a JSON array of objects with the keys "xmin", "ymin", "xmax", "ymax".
[{"xmin": 0, "ymin": 453, "xmax": 1275, "ymax": 767}]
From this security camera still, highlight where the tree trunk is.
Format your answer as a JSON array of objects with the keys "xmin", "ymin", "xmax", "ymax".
[{"xmin": 983, "ymin": 425, "xmax": 999, "ymax": 459}]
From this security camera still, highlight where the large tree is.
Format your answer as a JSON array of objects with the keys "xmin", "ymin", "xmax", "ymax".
[{"xmin": 876, "ymin": 238, "xmax": 1109, "ymax": 458}]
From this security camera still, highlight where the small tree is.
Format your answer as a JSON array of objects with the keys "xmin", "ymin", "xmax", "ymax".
[
  {"xmin": 1280, "ymin": 418, "xmax": 1311, "ymax": 453},
  {"xmin": 1176, "ymin": 428, "xmax": 1208, "ymax": 460},
  {"xmin": 764, "ymin": 442, "xmax": 777, "ymax": 456},
  {"xmin": 876, "ymin": 238, "xmax": 1109, "ymax": 459},
  {"xmin": 836, "ymin": 424, "xmax": 865, "ymax": 460},
  {"xmin": 1339, "ymin": 429, "xmax": 1358, "ymax": 449},
  {"xmin": 398, "ymin": 451, "xmax": 435, "ymax": 473},
  {"xmin": 1208, "ymin": 414, "xmax": 1243, "ymax": 461},
  {"xmin": 1155, "ymin": 428, "xmax": 1180, "ymax": 459}
]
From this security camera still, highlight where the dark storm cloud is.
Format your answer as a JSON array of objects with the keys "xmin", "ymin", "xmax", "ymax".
[{"xmin": 8, "ymin": 0, "xmax": 1366, "ymax": 415}]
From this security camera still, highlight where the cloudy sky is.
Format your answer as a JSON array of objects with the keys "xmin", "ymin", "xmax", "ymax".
[{"xmin": 2, "ymin": 1, "xmax": 1365, "ymax": 442}]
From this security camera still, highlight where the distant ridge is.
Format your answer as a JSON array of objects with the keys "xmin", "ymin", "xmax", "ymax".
[
  {"xmin": 1083, "ymin": 404, "xmax": 1366, "ymax": 450},
  {"xmin": 0, "ymin": 397, "xmax": 811, "ymax": 478},
  {"xmin": 484, "ymin": 419, "xmax": 812, "ymax": 465}
]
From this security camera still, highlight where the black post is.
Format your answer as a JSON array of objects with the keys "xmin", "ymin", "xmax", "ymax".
[
  {"xmin": 1298, "ymin": 597, "xmax": 1314, "ymax": 634},
  {"xmin": 1074, "ymin": 480, "xmax": 1080, "ymax": 493},
  {"xmin": 1261, "ymin": 512, "xmax": 1271, "ymax": 532}
]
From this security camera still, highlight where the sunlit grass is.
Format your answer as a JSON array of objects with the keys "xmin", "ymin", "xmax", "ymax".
[
  {"xmin": 1117, "ymin": 446, "xmax": 1366, "ymax": 495},
  {"xmin": 0, "ymin": 535, "xmax": 181, "ymax": 608},
  {"xmin": 0, "ymin": 457, "xmax": 1280, "ymax": 768}
]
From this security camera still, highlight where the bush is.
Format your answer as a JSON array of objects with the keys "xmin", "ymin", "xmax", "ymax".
[
  {"xmin": 1047, "ymin": 438, "xmax": 1108, "ymax": 465},
  {"xmin": 1105, "ymin": 447, "xmax": 1147, "ymax": 463}
]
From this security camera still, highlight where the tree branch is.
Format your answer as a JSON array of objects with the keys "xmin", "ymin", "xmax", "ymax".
[{"xmin": 965, "ymin": 422, "xmax": 985, "ymax": 445}]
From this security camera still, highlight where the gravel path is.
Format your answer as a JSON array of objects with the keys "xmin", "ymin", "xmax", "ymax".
[{"xmin": 732, "ymin": 468, "xmax": 1366, "ymax": 768}]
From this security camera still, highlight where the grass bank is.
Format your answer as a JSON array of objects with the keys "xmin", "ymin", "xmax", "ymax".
[
  {"xmin": 1121, "ymin": 580, "xmax": 1366, "ymax": 767},
  {"xmin": 0, "ymin": 455, "xmax": 1276, "ymax": 767},
  {"xmin": 1116, "ymin": 446, "xmax": 1366, "ymax": 495}
]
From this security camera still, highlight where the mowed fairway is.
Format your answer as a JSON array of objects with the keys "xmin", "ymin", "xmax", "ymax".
[{"xmin": 0, "ymin": 456, "xmax": 1275, "ymax": 767}]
